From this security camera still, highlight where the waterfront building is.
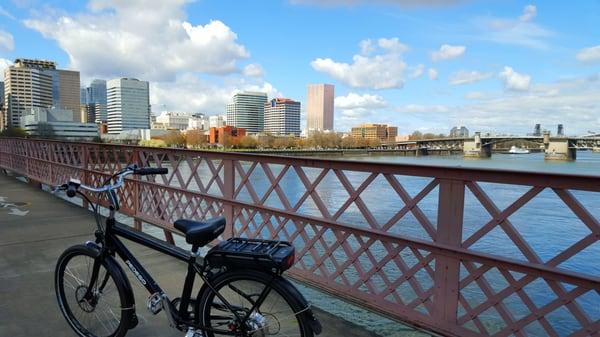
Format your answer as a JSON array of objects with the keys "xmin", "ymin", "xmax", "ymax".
[
  {"xmin": 106, "ymin": 78, "xmax": 150, "ymax": 134},
  {"xmin": 306, "ymin": 84, "xmax": 334, "ymax": 133},
  {"xmin": 209, "ymin": 115, "xmax": 226, "ymax": 128},
  {"xmin": 209, "ymin": 125, "xmax": 246, "ymax": 145},
  {"xmin": 226, "ymin": 91, "xmax": 267, "ymax": 133},
  {"xmin": 2, "ymin": 59, "xmax": 81, "ymax": 128},
  {"xmin": 449, "ymin": 126, "xmax": 469, "ymax": 138},
  {"xmin": 21, "ymin": 107, "xmax": 98, "ymax": 140},
  {"xmin": 155, "ymin": 111, "xmax": 191, "ymax": 130},
  {"xmin": 188, "ymin": 113, "xmax": 208, "ymax": 130},
  {"xmin": 264, "ymin": 98, "xmax": 301, "ymax": 136},
  {"xmin": 351, "ymin": 123, "xmax": 398, "ymax": 142}
]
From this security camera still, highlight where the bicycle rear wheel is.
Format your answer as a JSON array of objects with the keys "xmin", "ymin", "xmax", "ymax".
[
  {"xmin": 197, "ymin": 269, "xmax": 314, "ymax": 337},
  {"xmin": 55, "ymin": 245, "xmax": 131, "ymax": 337}
]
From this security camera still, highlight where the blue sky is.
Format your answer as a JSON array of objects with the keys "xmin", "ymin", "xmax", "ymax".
[{"xmin": 0, "ymin": 0, "xmax": 599, "ymax": 135}]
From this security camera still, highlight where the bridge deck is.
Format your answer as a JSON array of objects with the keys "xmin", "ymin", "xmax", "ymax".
[{"xmin": 0, "ymin": 174, "xmax": 419, "ymax": 337}]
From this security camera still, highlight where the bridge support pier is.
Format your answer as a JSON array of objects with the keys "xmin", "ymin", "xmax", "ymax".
[
  {"xmin": 543, "ymin": 132, "xmax": 576, "ymax": 161},
  {"xmin": 416, "ymin": 147, "xmax": 428, "ymax": 156},
  {"xmin": 463, "ymin": 132, "xmax": 491, "ymax": 158}
]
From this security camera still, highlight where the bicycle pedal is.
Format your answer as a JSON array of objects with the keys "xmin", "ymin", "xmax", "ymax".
[
  {"xmin": 147, "ymin": 292, "xmax": 163, "ymax": 314},
  {"xmin": 185, "ymin": 327, "xmax": 204, "ymax": 337}
]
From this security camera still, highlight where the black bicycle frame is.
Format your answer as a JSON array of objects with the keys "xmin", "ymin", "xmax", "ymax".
[{"xmin": 98, "ymin": 216, "xmax": 276, "ymax": 333}]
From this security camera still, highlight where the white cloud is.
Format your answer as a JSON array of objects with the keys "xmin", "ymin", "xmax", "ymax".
[
  {"xmin": 519, "ymin": 4, "xmax": 536, "ymax": 22},
  {"xmin": 431, "ymin": 44, "xmax": 465, "ymax": 61},
  {"xmin": 428, "ymin": 68, "xmax": 438, "ymax": 80},
  {"xmin": 311, "ymin": 37, "xmax": 409, "ymax": 89},
  {"xmin": 0, "ymin": 30, "xmax": 14, "ymax": 52},
  {"xmin": 0, "ymin": 58, "xmax": 12, "ymax": 75},
  {"xmin": 479, "ymin": 4, "xmax": 553, "ymax": 49},
  {"xmin": 334, "ymin": 93, "xmax": 388, "ymax": 129},
  {"xmin": 499, "ymin": 66, "xmax": 531, "ymax": 91},
  {"xmin": 335, "ymin": 93, "xmax": 387, "ymax": 109},
  {"xmin": 395, "ymin": 74, "xmax": 600, "ymax": 135},
  {"xmin": 449, "ymin": 70, "xmax": 492, "ymax": 85},
  {"xmin": 576, "ymin": 45, "xmax": 600, "ymax": 63},
  {"xmin": 24, "ymin": 0, "xmax": 251, "ymax": 81},
  {"xmin": 243, "ymin": 63, "xmax": 264, "ymax": 77},
  {"xmin": 396, "ymin": 104, "xmax": 450, "ymax": 114},
  {"xmin": 0, "ymin": 6, "xmax": 16, "ymax": 20},
  {"xmin": 150, "ymin": 74, "xmax": 281, "ymax": 114},
  {"xmin": 290, "ymin": 0, "xmax": 462, "ymax": 7},
  {"xmin": 410, "ymin": 64, "xmax": 425, "ymax": 79},
  {"xmin": 464, "ymin": 91, "xmax": 489, "ymax": 100}
]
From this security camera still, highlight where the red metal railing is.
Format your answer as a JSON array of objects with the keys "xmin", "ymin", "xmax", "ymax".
[{"xmin": 1, "ymin": 137, "xmax": 598, "ymax": 337}]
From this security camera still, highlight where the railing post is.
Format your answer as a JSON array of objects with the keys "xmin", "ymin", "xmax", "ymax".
[
  {"xmin": 223, "ymin": 158, "xmax": 235, "ymax": 239},
  {"xmin": 81, "ymin": 145, "xmax": 89, "ymax": 209},
  {"xmin": 132, "ymin": 148, "xmax": 142, "ymax": 231},
  {"xmin": 433, "ymin": 178, "xmax": 465, "ymax": 330}
]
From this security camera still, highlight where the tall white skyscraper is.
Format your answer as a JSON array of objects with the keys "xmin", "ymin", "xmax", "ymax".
[
  {"xmin": 306, "ymin": 84, "xmax": 334, "ymax": 133},
  {"xmin": 264, "ymin": 98, "xmax": 301, "ymax": 136},
  {"xmin": 226, "ymin": 91, "xmax": 267, "ymax": 133},
  {"xmin": 107, "ymin": 78, "xmax": 150, "ymax": 134}
]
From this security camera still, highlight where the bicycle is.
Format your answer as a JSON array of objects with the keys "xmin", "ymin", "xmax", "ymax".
[{"xmin": 53, "ymin": 165, "xmax": 322, "ymax": 337}]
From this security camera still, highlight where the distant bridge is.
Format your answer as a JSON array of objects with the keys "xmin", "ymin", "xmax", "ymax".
[{"xmin": 383, "ymin": 133, "xmax": 600, "ymax": 160}]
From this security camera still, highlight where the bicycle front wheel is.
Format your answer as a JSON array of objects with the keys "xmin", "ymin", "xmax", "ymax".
[
  {"xmin": 197, "ymin": 270, "xmax": 314, "ymax": 337},
  {"xmin": 55, "ymin": 245, "xmax": 131, "ymax": 337}
]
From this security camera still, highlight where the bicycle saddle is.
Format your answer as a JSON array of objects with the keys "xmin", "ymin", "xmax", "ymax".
[{"xmin": 174, "ymin": 216, "xmax": 226, "ymax": 246}]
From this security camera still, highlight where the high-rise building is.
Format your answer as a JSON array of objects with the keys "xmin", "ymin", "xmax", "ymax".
[
  {"xmin": 557, "ymin": 124, "xmax": 564, "ymax": 137},
  {"xmin": 106, "ymin": 78, "xmax": 150, "ymax": 134},
  {"xmin": 3, "ymin": 59, "xmax": 54, "ymax": 129},
  {"xmin": 226, "ymin": 91, "xmax": 267, "ymax": 133},
  {"xmin": 306, "ymin": 84, "xmax": 334, "ymax": 133},
  {"xmin": 86, "ymin": 79, "xmax": 107, "ymax": 105},
  {"xmin": 81, "ymin": 79, "xmax": 107, "ymax": 123},
  {"xmin": 351, "ymin": 124, "xmax": 398, "ymax": 142},
  {"xmin": 2, "ymin": 59, "xmax": 80, "ymax": 128},
  {"xmin": 264, "ymin": 98, "xmax": 301, "ymax": 136},
  {"xmin": 58, "ymin": 69, "xmax": 81, "ymax": 121},
  {"xmin": 449, "ymin": 126, "xmax": 469, "ymax": 138},
  {"xmin": 533, "ymin": 124, "xmax": 541, "ymax": 137}
]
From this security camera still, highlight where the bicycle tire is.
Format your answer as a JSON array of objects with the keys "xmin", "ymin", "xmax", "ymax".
[
  {"xmin": 196, "ymin": 269, "xmax": 314, "ymax": 337},
  {"xmin": 55, "ymin": 245, "xmax": 132, "ymax": 337}
]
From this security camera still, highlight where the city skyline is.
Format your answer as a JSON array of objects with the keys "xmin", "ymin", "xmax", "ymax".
[{"xmin": 0, "ymin": 1, "xmax": 598, "ymax": 135}]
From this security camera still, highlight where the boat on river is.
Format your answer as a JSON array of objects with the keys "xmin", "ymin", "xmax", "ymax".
[{"xmin": 508, "ymin": 146, "xmax": 530, "ymax": 154}]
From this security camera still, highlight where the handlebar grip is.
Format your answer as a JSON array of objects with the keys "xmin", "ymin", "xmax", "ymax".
[{"xmin": 135, "ymin": 167, "xmax": 168, "ymax": 176}]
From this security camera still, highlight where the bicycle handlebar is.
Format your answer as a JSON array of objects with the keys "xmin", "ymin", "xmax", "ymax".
[{"xmin": 53, "ymin": 166, "xmax": 169, "ymax": 196}]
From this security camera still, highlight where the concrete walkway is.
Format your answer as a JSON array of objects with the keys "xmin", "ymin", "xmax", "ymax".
[{"xmin": 0, "ymin": 173, "xmax": 382, "ymax": 337}]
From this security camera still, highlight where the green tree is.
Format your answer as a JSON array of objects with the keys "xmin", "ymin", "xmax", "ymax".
[
  {"xmin": 162, "ymin": 130, "xmax": 186, "ymax": 148},
  {"xmin": 35, "ymin": 122, "xmax": 56, "ymax": 139},
  {"xmin": 238, "ymin": 136, "xmax": 258, "ymax": 149},
  {"xmin": 0, "ymin": 127, "xmax": 28, "ymax": 138},
  {"xmin": 186, "ymin": 129, "xmax": 207, "ymax": 149}
]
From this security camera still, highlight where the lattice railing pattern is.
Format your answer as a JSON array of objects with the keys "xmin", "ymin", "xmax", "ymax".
[{"xmin": 0, "ymin": 138, "xmax": 598, "ymax": 337}]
